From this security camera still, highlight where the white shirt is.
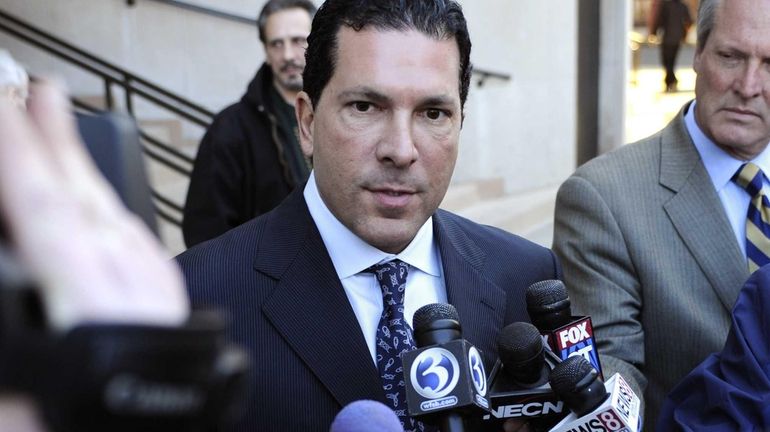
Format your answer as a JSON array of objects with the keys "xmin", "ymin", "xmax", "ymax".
[
  {"xmin": 303, "ymin": 172, "xmax": 448, "ymax": 364},
  {"xmin": 686, "ymin": 101, "xmax": 770, "ymax": 258}
]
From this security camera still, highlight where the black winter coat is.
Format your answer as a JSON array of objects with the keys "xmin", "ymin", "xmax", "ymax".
[{"xmin": 182, "ymin": 64, "xmax": 307, "ymax": 247}]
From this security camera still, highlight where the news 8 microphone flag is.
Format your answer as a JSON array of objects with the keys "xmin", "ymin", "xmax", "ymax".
[
  {"xmin": 401, "ymin": 303, "xmax": 489, "ymax": 432},
  {"xmin": 526, "ymin": 280, "xmax": 603, "ymax": 378},
  {"xmin": 329, "ymin": 400, "xmax": 403, "ymax": 432},
  {"xmin": 549, "ymin": 356, "xmax": 642, "ymax": 432}
]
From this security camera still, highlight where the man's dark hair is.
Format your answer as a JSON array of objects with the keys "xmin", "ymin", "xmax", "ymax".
[
  {"xmin": 257, "ymin": 0, "xmax": 317, "ymax": 43},
  {"xmin": 303, "ymin": 0, "xmax": 473, "ymax": 110}
]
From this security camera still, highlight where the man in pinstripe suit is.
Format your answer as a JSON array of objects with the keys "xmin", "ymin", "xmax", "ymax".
[
  {"xmin": 553, "ymin": 0, "xmax": 770, "ymax": 428},
  {"xmin": 178, "ymin": 1, "xmax": 559, "ymax": 430}
]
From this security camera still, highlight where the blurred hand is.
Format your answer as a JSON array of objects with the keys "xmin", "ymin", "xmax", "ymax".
[
  {"xmin": 502, "ymin": 419, "xmax": 530, "ymax": 432},
  {"xmin": 0, "ymin": 81, "xmax": 189, "ymax": 331}
]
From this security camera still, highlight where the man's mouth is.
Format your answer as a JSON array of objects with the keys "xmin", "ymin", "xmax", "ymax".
[
  {"xmin": 368, "ymin": 186, "xmax": 417, "ymax": 208},
  {"xmin": 723, "ymin": 107, "xmax": 760, "ymax": 118}
]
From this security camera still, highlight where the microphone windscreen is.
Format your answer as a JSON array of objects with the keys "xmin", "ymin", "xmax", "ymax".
[
  {"xmin": 497, "ymin": 322, "xmax": 543, "ymax": 367},
  {"xmin": 549, "ymin": 356, "xmax": 608, "ymax": 416},
  {"xmin": 549, "ymin": 356, "xmax": 595, "ymax": 395},
  {"xmin": 413, "ymin": 303, "xmax": 459, "ymax": 331},
  {"xmin": 526, "ymin": 280, "xmax": 569, "ymax": 313},
  {"xmin": 329, "ymin": 400, "xmax": 402, "ymax": 432}
]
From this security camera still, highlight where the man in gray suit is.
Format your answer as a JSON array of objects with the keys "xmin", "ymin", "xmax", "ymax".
[{"xmin": 553, "ymin": 0, "xmax": 770, "ymax": 428}]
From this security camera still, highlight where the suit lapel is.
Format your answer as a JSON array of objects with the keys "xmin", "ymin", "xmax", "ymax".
[
  {"xmin": 659, "ymin": 108, "xmax": 749, "ymax": 311},
  {"xmin": 256, "ymin": 191, "xmax": 385, "ymax": 407},
  {"xmin": 434, "ymin": 210, "xmax": 506, "ymax": 364}
]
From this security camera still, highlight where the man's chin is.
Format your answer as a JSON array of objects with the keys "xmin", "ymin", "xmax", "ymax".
[
  {"xmin": 356, "ymin": 219, "xmax": 425, "ymax": 254},
  {"xmin": 279, "ymin": 78, "xmax": 303, "ymax": 93}
]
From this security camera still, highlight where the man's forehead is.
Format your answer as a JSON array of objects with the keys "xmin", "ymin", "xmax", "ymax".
[
  {"xmin": 325, "ymin": 27, "xmax": 461, "ymax": 102},
  {"xmin": 334, "ymin": 26, "xmax": 459, "ymax": 64},
  {"xmin": 264, "ymin": 8, "xmax": 311, "ymax": 38}
]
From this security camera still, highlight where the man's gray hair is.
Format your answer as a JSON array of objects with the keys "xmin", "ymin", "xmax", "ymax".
[{"xmin": 696, "ymin": 0, "xmax": 721, "ymax": 50}]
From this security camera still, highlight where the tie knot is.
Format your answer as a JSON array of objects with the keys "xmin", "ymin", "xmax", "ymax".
[
  {"xmin": 733, "ymin": 163, "xmax": 766, "ymax": 197},
  {"xmin": 368, "ymin": 260, "xmax": 409, "ymax": 305}
]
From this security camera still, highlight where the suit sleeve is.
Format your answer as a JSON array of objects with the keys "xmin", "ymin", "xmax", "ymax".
[
  {"xmin": 552, "ymin": 173, "xmax": 648, "ymax": 409},
  {"xmin": 182, "ymin": 117, "xmax": 246, "ymax": 248},
  {"xmin": 658, "ymin": 267, "xmax": 770, "ymax": 431}
]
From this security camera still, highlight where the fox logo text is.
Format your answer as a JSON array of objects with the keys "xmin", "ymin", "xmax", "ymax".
[
  {"xmin": 410, "ymin": 348, "xmax": 460, "ymax": 400},
  {"xmin": 557, "ymin": 322, "xmax": 590, "ymax": 349}
]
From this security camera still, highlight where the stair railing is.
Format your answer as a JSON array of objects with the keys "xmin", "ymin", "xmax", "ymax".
[{"xmin": 0, "ymin": 10, "xmax": 215, "ymax": 228}]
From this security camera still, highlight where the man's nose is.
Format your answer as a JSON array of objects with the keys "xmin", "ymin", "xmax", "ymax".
[
  {"xmin": 734, "ymin": 61, "xmax": 764, "ymax": 99},
  {"xmin": 376, "ymin": 113, "xmax": 418, "ymax": 167}
]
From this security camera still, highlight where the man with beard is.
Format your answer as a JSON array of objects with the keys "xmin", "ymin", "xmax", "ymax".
[{"xmin": 183, "ymin": 0, "xmax": 316, "ymax": 247}]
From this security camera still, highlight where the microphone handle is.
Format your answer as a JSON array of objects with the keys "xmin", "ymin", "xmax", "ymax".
[{"xmin": 439, "ymin": 412, "xmax": 465, "ymax": 432}]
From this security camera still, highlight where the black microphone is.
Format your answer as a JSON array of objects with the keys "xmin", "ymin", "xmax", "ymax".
[
  {"xmin": 483, "ymin": 322, "xmax": 567, "ymax": 431},
  {"xmin": 548, "ymin": 356, "xmax": 642, "ymax": 432},
  {"xmin": 329, "ymin": 400, "xmax": 403, "ymax": 432},
  {"xmin": 402, "ymin": 303, "xmax": 489, "ymax": 432},
  {"xmin": 526, "ymin": 280, "xmax": 603, "ymax": 378}
]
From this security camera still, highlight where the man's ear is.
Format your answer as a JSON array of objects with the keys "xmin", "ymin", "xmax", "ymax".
[
  {"xmin": 296, "ymin": 91, "xmax": 315, "ymax": 158},
  {"xmin": 693, "ymin": 45, "xmax": 704, "ymax": 75}
]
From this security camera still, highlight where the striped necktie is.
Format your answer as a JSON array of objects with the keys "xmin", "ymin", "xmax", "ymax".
[{"xmin": 733, "ymin": 162, "xmax": 770, "ymax": 272}]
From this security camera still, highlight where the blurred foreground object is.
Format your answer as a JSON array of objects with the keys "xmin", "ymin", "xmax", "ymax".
[
  {"xmin": 0, "ymin": 81, "xmax": 188, "ymax": 330},
  {"xmin": 0, "ymin": 82, "xmax": 249, "ymax": 432},
  {"xmin": 0, "ymin": 49, "xmax": 28, "ymax": 109},
  {"xmin": 658, "ymin": 265, "xmax": 770, "ymax": 430}
]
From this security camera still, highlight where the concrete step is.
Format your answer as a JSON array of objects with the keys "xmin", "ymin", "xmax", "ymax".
[
  {"xmin": 441, "ymin": 177, "xmax": 505, "ymax": 212},
  {"xmin": 139, "ymin": 118, "xmax": 183, "ymax": 147},
  {"xmin": 75, "ymin": 94, "xmax": 109, "ymax": 111},
  {"xmin": 453, "ymin": 186, "xmax": 557, "ymax": 248},
  {"xmin": 157, "ymin": 216, "xmax": 186, "ymax": 257}
]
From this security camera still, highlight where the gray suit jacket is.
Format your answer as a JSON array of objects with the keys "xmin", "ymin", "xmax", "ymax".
[{"xmin": 552, "ymin": 104, "xmax": 749, "ymax": 430}]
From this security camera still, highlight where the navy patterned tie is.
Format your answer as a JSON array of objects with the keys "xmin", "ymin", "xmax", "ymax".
[
  {"xmin": 733, "ymin": 163, "xmax": 770, "ymax": 272},
  {"xmin": 369, "ymin": 260, "xmax": 428, "ymax": 432}
]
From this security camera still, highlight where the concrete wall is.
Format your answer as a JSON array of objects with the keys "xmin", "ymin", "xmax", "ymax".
[
  {"xmin": 458, "ymin": 1, "xmax": 577, "ymax": 192},
  {"xmin": 0, "ymin": 0, "xmax": 578, "ymax": 195}
]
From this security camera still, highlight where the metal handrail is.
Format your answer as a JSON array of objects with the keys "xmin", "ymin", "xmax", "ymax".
[
  {"xmin": 126, "ymin": 0, "xmax": 256, "ymax": 26},
  {"xmin": 0, "ymin": 10, "xmax": 214, "ymax": 125},
  {"xmin": 0, "ymin": 10, "xmax": 208, "ymax": 228},
  {"xmin": 71, "ymin": 99, "xmax": 188, "ymax": 226}
]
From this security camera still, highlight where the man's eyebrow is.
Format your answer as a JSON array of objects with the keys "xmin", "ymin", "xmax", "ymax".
[
  {"xmin": 338, "ymin": 87, "xmax": 392, "ymax": 105},
  {"xmin": 267, "ymin": 34, "xmax": 307, "ymax": 44},
  {"xmin": 338, "ymin": 88, "xmax": 458, "ymax": 108},
  {"xmin": 418, "ymin": 95, "xmax": 457, "ymax": 108}
]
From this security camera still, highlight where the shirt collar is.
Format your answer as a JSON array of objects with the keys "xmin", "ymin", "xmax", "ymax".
[
  {"xmin": 686, "ymin": 100, "xmax": 770, "ymax": 190},
  {"xmin": 303, "ymin": 171, "xmax": 442, "ymax": 279}
]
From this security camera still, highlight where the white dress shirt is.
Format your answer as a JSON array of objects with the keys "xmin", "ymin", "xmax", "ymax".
[
  {"xmin": 686, "ymin": 101, "xmax": 770, "ymax": 258},
  {"xmin": 303, "ymin": 172, "xmax": 448, "ymax": 364}
]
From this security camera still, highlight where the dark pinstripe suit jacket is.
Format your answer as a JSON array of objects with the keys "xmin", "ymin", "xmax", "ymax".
[{"xmin": 177, "ymin": 188, "xmax": 560, "ymax": 431}]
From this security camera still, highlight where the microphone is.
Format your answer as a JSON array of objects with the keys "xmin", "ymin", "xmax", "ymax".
[
  {"xmin": 526, "ymin": 280, "xmax": 603, "ymax": 378},
  {"xmin": 402, "ymin": 303, "xmax": 490, "ymax": 432},
  {"xmin": 548, "ymin": 356, "xmax": 642, "ymax": 432},
  {"xmin": 483, "ymin": 322, "xmax": 567, "ymax": 431},
  {"xmin": 329, "ymin": 400, "xmax": 402, "ymax": 432}
]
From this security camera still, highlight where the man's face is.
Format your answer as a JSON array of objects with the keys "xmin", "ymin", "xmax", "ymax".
[
  {"xmin": 693, "ymin": 0, "xmax": 770, "ymax": 160},
  {"xmin": 297, "ymin": 27, "xmax": 462, "ymax": 254},
  {"xmin": 263, "ymin": 8, "xmax": 312, "ymax": 96}
]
